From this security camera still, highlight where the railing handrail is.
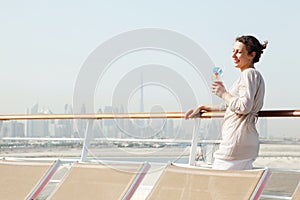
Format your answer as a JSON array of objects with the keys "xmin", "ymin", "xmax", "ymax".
[{"xmin": 1, "ymin": 109, "xmax": 300, "ymax": 120}]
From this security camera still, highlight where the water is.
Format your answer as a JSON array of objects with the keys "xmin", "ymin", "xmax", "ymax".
[{"xmin": 88, "ymin": 156, "xmax": 190, "ymax": 164}]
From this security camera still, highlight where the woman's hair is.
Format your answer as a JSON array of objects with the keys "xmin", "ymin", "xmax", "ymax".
[{"xmin": 236, "ymin": 35, "xmax": 268, "ymax": 63}]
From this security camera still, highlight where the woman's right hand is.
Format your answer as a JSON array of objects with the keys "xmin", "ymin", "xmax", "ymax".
[{"xmin": 184, "ymin": 105, "xmax": 212, "ymax": 120}]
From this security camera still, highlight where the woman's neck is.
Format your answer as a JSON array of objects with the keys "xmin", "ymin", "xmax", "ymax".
[{"xmin": 240, "ymin": 63, "xmax": 255, "ymax": 72}]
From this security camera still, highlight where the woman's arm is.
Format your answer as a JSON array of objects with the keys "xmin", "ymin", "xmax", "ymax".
[
  {"xmin": 226, "ymin": 70, "xmax": 260, "ymax": 114},
  {"xmin": 185, "ymin": 104, "xmax": 226, "ymax": 119},
  {"xmin": 212, "ymin": 81, "xmax": 233, "ymax": 105}
]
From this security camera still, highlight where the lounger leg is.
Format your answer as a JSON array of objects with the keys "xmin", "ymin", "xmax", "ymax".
[
  {"xmin": 80, "ymin": 119, "xmax": 94, "ymax": 162},
  {"xmin": 189, "ymin": 119, "xmax": 201, "ymax": 166}
]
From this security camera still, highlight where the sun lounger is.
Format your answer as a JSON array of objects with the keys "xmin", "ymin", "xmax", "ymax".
[
  {"xmin": 48, "ymin": 161, "xmax": 150, "ymax": 200},
  {"xmin": 0, "ymin": 159, "xmax": 60, "ymax": 200},
  {"xmin": 292, "ymin": 182, "xmax": 300, "ymax": 200},
  {"xmin": 147, "ymin": 164, "xmax": 270, "ymax": 200}
]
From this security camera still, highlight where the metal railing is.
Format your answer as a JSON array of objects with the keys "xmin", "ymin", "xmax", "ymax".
[
  {"xmin": 1, "ymin": 109, "xmax": 300, "ymax": 120},
  {"xmin": 1, "ymin": 109, "xmax": 300, "ymax": 163}
]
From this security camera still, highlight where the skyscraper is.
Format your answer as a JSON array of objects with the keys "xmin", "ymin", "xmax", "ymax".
[{"xmin": 26, "ymin": 103, "xmax": 50, "ymax": 137}]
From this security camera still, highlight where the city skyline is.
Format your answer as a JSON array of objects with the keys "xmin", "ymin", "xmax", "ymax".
[
  {"xmin": 1, "ymin": 1, "xmax": 299, "ymax": 139},
  {"xmin": 1, "ymin": 101, "xmax": 294, "ymax": 140},
  {"xmin": 0, "ymin": 102, "xmax": 191, "ymax": 140}
]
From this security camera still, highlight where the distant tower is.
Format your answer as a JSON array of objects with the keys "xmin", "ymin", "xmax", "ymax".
[
  {"xmin": 139, "ymin": 73, "xmax": 146, "ymax": 137},
  {"xmin": 25, "ymin": 108, "xmax": 29, "ymax": 137},
  {"xmin": 26, "ymin": 103, "xmax": 39, "ymax": 137},
  {"xmin": 140, "ymin": 73, "xmax": 144, "ymax": 113}
]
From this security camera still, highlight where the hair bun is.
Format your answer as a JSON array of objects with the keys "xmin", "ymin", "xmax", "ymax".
[{"xmin": 261, "ymin": 40, "xmax": 268, "ymax": 49}]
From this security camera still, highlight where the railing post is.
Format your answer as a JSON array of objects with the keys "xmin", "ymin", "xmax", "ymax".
[
  {"xmin": 188, "ymin": 118, "xmax": 201, "ymax": 166},
  {"xmin": 80, "ymin": 119, "xmax": 94, "ymax": 162}
]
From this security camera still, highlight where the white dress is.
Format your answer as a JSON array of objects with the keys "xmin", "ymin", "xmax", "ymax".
[{"xmin": 214, "ymin": 68, "xmax": 265, "ymax": 161}]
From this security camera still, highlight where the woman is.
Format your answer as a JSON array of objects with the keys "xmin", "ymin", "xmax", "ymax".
[{"xmin": 185, "ymin": 35, "xmax": 268, "ymax": 170}]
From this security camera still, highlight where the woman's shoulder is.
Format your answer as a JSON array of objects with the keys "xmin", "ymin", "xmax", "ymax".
[
  {"xmin": 242, "ymin": 68, "xmax": 263, "ymax": 77},
  {"xmin": 241, "ymin": 68, "xmax": 264, "ymax": 82},
  {"xmin": 243, "ymin": 68, "xmax": 259, "ymax": 73}
]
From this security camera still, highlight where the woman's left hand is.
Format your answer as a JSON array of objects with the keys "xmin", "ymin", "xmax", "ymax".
[{"xmin": 211, "ymin": 81, "xmax": 227, "ymax": 98}]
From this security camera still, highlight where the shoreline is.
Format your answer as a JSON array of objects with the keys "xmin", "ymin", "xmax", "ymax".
[{"xmin": 1, "ymin": 145, "xmax": 300, "ymax": 169}]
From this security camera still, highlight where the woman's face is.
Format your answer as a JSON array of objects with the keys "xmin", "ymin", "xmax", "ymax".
[{"xmin": 232, "ymin": 41, "xmax": 255, "ymax": 71}]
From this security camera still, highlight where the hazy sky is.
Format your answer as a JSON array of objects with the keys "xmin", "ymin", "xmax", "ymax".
[{"xmin": 1, "ymin": 1, "xmax": 300, "ymax": 137}]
